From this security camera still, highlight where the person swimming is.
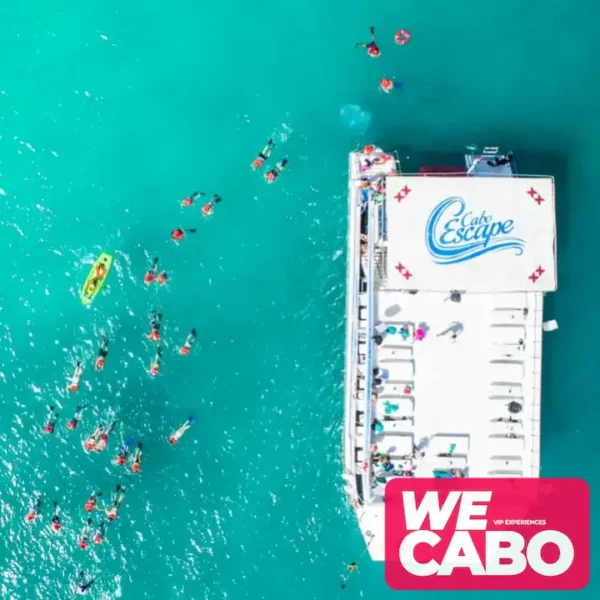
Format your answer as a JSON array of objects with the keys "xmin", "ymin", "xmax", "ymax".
[
  {"xmin": 84, "ymin": 490, "xmax": 102, "ymax": 512},
  {"xmin": 171, "ymin": 228, "xmax": 197, "ymax": 243},
  {"xmin": 92, "ymin": 520, "xmax": 107, "ymax": 544},
  {"xmin": 114, "ymin": 435, "xmax": 135, "ymax": 466},
  {"xmin": 105, "ymin": 484, "xmax": 126, "ymax": 521},
  {"xmin": 67, "ymin": 405, "xmax": 86, "ymax": 431},
  {"xmin": 94, "ymin": 421, "xmax": 116, "ymax": 453},
  {"xmin": 144, "ymin": 257, "xmax": 159, "ymax": 285},
  {"xmin": 179, "ymin": 328, "xmax": 197, "ymax": 355},
  {"xmin": 130, "ymin": 442, "xmax": 143, "ymax": 473},
  {"xmin": 264, "ymin": 158, "xmax": 288, "ymax": 183},
  {"xmin": 181, "ymin": 191, "xmax": 204, "ymax": 207},
  {"xmin": 251, "ymin": 139, "xmax": 275, "ymax": 170},
  {"xmin": 77, "ymin": 518, "xmax": 93, "ymax": 550},
  {"xmin": 25, "ymin": 493, "xmax": 42, "ymax": 522},
  {"xmin": 83, "ymin": 424, "xmax": 105, "ymax": 452},
  {"xmin": 355, "ymin": 26, "xmax": 380, "ymax": 58},
  {"xmin": 157, "ymin": 271, "xmax": 168, "ymax": 285},
  {"xmin": 147, "ymin": 310, "xmax": 162, "ymax": 341},
  {"xmin": 169, "ymin": 416, "xmax": 195, "ymax": 445},
  {"xmin": 201, "ymin": 194, "xmax": 222, "ymax": 217},
  {"xmin": 95, "ymin": 335, "xmax": 109, "ymax": 371},
  {"xmin": 50, "ymin": 500, "xmax": 62, "ymax": 533},
  {"xmin": 42, "ymin": 405, "xmax": 59, "ymax": 434},
  {"xmin": 149, "ymin": 346, "xmax": 162, "ymax": 377},
  {"xmin": 75, "ymin": 571, "xmax": 95, "ymax": 595},
  {"xmin": 67, "ymin": 360, "xmax": 83, "ymax": 392}
]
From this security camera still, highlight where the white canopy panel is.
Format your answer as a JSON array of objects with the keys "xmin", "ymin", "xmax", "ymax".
[{"xmin": 385, "ymin": 176, "xmax": 556, "ymax": 292}]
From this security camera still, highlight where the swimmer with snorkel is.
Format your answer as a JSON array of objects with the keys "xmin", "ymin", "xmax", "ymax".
[
  {"xmin": 67, "ymin": 360, "xmax": 83, "ymax": 392},
  {"xmin": 251, "ymin": 139, "xmax": 275, "ymax": 170}
]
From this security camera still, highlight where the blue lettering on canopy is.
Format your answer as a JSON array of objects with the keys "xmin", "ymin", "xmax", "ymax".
[{"xmin": 425, "ymin": 197, "xmax": 525, "ymax": 264}]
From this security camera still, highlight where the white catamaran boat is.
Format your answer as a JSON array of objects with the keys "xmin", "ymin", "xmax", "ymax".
[{"xmin": 342, "ymin": 146, "xmax": 557, "ymax": 560}]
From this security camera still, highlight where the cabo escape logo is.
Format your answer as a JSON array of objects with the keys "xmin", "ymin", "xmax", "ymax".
[
  {"xmin": 425, "ymin": 196, "xmax": 525, "ymax": 264},
  {"xmin": 384, "ymin": 478, "xmax": 590, "ymax": 591}
]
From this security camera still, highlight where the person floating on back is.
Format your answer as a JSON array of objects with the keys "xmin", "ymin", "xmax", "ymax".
[
  {"xmin": 115, "ymin": 435, "xmax": 134, "ymax": 466},
  {"xmin": 487, "ymin": 153, "xmax": 513, "ymax": 167},
  {"xmin": 43, "ymin": 405, "xmax": 59, "ymax": 434},
  {"xmin": 355, "ymin": 26, "xmax": 380, "ymax": 58},
  {"xmin": 105, "ymin": 484, "xmax": 126, "ymax": 521},
  {"xmin": 78, "ymin": 518, "xmax": 93, "ymax": 550},
  {"xmin": 147, "ymin": 310, "xmax": 162, "ymax": 341},
  {"xmin": 251, "ymin": 139, "xmax": 275, "ymax": 170},
  {"xmin": 171, "ymin": 228, "xmax": 196, "ymax": 243},
  {"xmin": 25, "ymin": 493, "xmax": 42, "ymax": 522},
  {"xmin": 67, "ymin": 360, "xmax": 83, "ymax": 392},
  {"xmin": 93, "ymin": 520, "xmax": 107, "ymax": 544},
  {"xmin": 202, "ymin": 194, "xmax": 222, "ymax": 217},
  {"xmin": 264, "ymin": 159, "xmax": 288, "ymax": 183},
  {"xmin": 94, "ymin": 421, "xmax": 116, "ymax": 453},
  {"xmin": 84, "ymin": 490, "xmax": 102, "ymax": 512},
  {"xmin": 67, "ymin": 405, "xmax": 86, "ymax": 431},
  {"xmin": 50, "ymin": 500, "xmax": 62, "ymax": 533},
  {"xmin": 149, "ymin": 346, "xmax": 162, "ymax": 377},
  {"xmin": 130, "ymin": 443, "xmax": 143, "ymax": 473},
  {"xmin": 95, "ymin": 335, "xmax": 109, "ymax": 371},
  {"xmin": 179, "ymin": 328, "xmax": 197, "ymax": 356},
  {"xmin": 75, "ymin": 570, "xmax": 95, "ymax": 595},
  {"xmin": 83, "ymin": 424, "xmax": 105, "ymax": 452},
  {"xmin": 169, "ymin": 416, "xmax": 195, "ymax": 445},
  {"xmin": 144, "ymin": 257, "xmax": 159, "ymax": 285},
  {"xmin": 181, "ymin": 191, "xmax": 204, "ymax": 207}
]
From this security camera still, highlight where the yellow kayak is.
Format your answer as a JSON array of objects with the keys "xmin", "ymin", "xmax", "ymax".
[{"xmin": 80, "ymin": 252, "xmax": 112, "ymax": 305}]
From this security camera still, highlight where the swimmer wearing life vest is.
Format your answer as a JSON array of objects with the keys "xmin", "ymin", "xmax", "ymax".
[
  {"xmin": 355, "ymin": 26, "xmax": 380, "ymax": 58},
  {"xmin": 149, "ymin": 346, "xmax": 162, "ymax": 377},
  {"xmin": 171, "ymin": 228, "xmax": 197, "ymax": 243},
  {"xmin": 84, "ymin": 490, "xmax": 102, "ymax": 512},
  {"xmin": 50, "ymin": 500, "xmax": 62, "ymax": 533},
  {"xmin": 251, "ymin": 139, "xmax": 275, "ymax": 170},
  {"xmin": 93, "ymin": 520, "xmax": 107, "ymax": 544},
  {"xmin": 78, "ymin": 518, "xmax": 93, "ymax": 550},
  {"xmin": 202, "ymin": 194, "xmax": 222, "ymax": 217},
  {"xmin": 42, "ymin": 405, "xmax": 59, "ymax": 434},
  {"xmin": 157, "ymin": 271, "xmax": 168, "ymax": 285},
  {"xmin": 67, "ymin": 405, "xmax": 86, "ymax": 431},
  {"xmin": 25, "ymin": 493, "xmax": 42, "ymax": 523},
  {"xmin": 169, "ymin": 416, "xmax": 195, "ymax": 445},
  {"xmin": 181, "ymin": 191, "xmax": 203, "ymax": 207},
  {"xmin": 130, "ymin": 442, "xmax": 143, "ymax": 473},
  {"xmin": 95, "ymin": 335, "xmax": 109, "ymax": 371},
  {"xmin": 264, "ymin": 158, "xmax": 288, "ymax": 183},
  {"xmin": 179, "ymin": 328, "xmax": 197, "ymax": 355},
  {"xmin": 379, "ymin": 77, "xmax": 394, "ymax": 93},
  {"xmin": 105, "ymin": 484, "xmax": 126, "ymax": 521},
  {"xmin": 83, "ymin": 424, "xmax": 105, "ymax": 452},
  {"xmin": 115, "ymin": 435, "xmax": 134, "ymax": 466},
  {"xmin": 94, "ymin": 421, "xmax": 116, "ymax": 453},
  {"xmin": 144, "ymin": 257, "xmax": 159, "ymax": 285},
  {"xmin": 67, "ymin": 360, "xmax": 83, "ymax": 392},
  {"xmin": 75, "ymin": 571, "xmax": 95, "ymax": 595},
  {"xmin": 147, "ymin": 310, "xmax": 162, "ymax": 341}
]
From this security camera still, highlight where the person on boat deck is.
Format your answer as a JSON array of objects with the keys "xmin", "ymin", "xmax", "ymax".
[
  {"xmin": 43, "ymin": 405, "xmax": 59, "ymax": 434},
  {"xmin": 147, "ymin": 310, "xmax": 162, "ymax": 341},
  {"xmin": 67, "ymin": 360, "xmax": 83, "ymax": 392},
  {"xmin": 264, "ymin": 158, "xmax": 288, "ymax": 183},
  {"xmin": 169, "ymin": 416, "xmax": 195, "ymax": 445},
  {"xmin": 50, "ymin": 501, "xmax": 62, "ymax": 533},
  {"xmin": 94, "ymin": 262, "xmax": 107, "ymax": 279},
  {"xmin": 202, "ymin": 194, "xmax": 223, "ymax": 216},
  {"xmin": 355, "ymin": 26, "xmax": 380, "ymax": 58},
  {"xmin": 95, "ymin": 421, "xmax": 116, "ymax": 453},
  {"xmin": 25, "ymin": 493, "xmax": 42, "ymax": 522},
  {"xmin": 67, "ymin": 405, "xmax": 86, "ymax": 431},
  {"xmin": 130, "ymin": 442, "xmax": 143, "ymax": 473},
  {"xmin": 487, "ymin": 153, "xmax": 513, "ymax": 167},
  {"xmin": 251, "ymin": 139, "xmax": 275, "ymax": 170},
  {"xmin": 157, "ymin": 271, "xmax": 168, "ymax": 285},
  {"xmin": 105, "ymin": 484, "xmax": 126, "ymax": 521},
  {"xmin": 144, "ymin": 257, "xmax": 159, "ymax": 285},
  {"xmin": 84, "ymin": 490, "xmax": 102, "ymax": 513},
  {"xmin": 179, "ymin": 328, "xmax": 197, "ymax": 355},
  {"xmin": 181, "ymin": 191, "xmax": 203, "ymax": 207},
  {"xmin": 149, "ymin": 346, "xmax": 162, "ymax": 377},
  {"xmin": 78, "ymin": 518, "xmax": 93, "ymax": 550},
  {"xmin": 75, "ymin": 571, "xmax": 95, "ymax": 595},
  {"xmin": 171, "ymin": 228, "xmax": 196, "ymax": 242},
  {"xmin": 84, "ymin": 424, "xmax": 105, "ymax": 452},
  {"xmin": 85, "ymin": 278, "xmax": 99, "ymax": 295},
  {"xmin": 95, "ymin": 335, "xmax": 109, "ymax": 371},
  {"xmin": 93, "ymin": 520, "xmax": 107, "ymax": 544}
]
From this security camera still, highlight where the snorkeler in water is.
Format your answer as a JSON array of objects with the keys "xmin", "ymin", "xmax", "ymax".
[
  {"xmin": 43, "ymin": 405, "xmax": 59, "ymax": 434},
  {"xmin": 251, "ymin": 139, "xmax": 275, "ymax": 170},
  {"xmin": 25, "ymin": 493, "xmax": 42, "ymax": 522},
  {"xmin": 264, "ymin": 158, "xmax": 288, "ymax": 183},
  {"xmin": 95, "ymin": 335, "xmax": 109, "ymax": 371},
  {"xmin": 50, "ymin": 500, "xmax": 62, "ymax": 533},
  {"xmin": 105, "ymin": 484, "xmax": 126, "ymax": 521},
  {"xmin": 94, "ymin": 421, "xmax": 116, "ymax": 453},
  {"xmin": 67, "ymin": 360, "xmax": 83, "ymax": 392},
  {"xmin": 84, "ymin": 490, "xmax": 102, "ymax": 513},
  {"xmin": 201, "ymin": 194, "xmax": 222, "ymax": 217},
  {"xmin": 181, "ymin": 191, "xmax": 204, "ymax": 207},
  {"xmin": 179, "ymin": 328, "xmax": 197, "ymax": 355},
  {"xmin": 130, "ymin": 443, "xmax": 143, "ymax": 473},
  {"xmin": 355, "ymin": 26, "xmax": 380, "ymax": 58},
  {"xmin": 169, "ymin": 416, "xmax": 196, "ymax": 445},
  {"xmin": 67, "ymin": 405, "xmax": 86, "ymax": 431},
  {"xmin": 147, "ymin": 310, "xmax": 162, "ymax": 341},
  {"xmin": 93, "ymin": 520, "xmax": 108, "ymax": 544},
  {"xmin": 75, "ymin": 571, "xmax": 95, "ymax": 595},
  {"xmin": 77, "ymin": 518, "xmax": 93, "ymax": 550},
  {"xmin": 83, "ymin": 424, "xmax": 105, "ymax": 452},
  {"xmin": 149, "ymin": 346, "xmax": 162, "ymax": 377},
  {"xmin": 115, "ymin": 435, "xmax": 135, "ymax": 466}
]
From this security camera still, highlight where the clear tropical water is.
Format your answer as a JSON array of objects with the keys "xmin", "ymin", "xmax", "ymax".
[{"xmin": 0, "ymin": 1, "xmax": 597, "ymax": 598}]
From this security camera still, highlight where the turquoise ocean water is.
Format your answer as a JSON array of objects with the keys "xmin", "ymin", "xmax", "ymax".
[{"xmin": 0, "ymin": 1, "xmax": 597, "ymax": 598}]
